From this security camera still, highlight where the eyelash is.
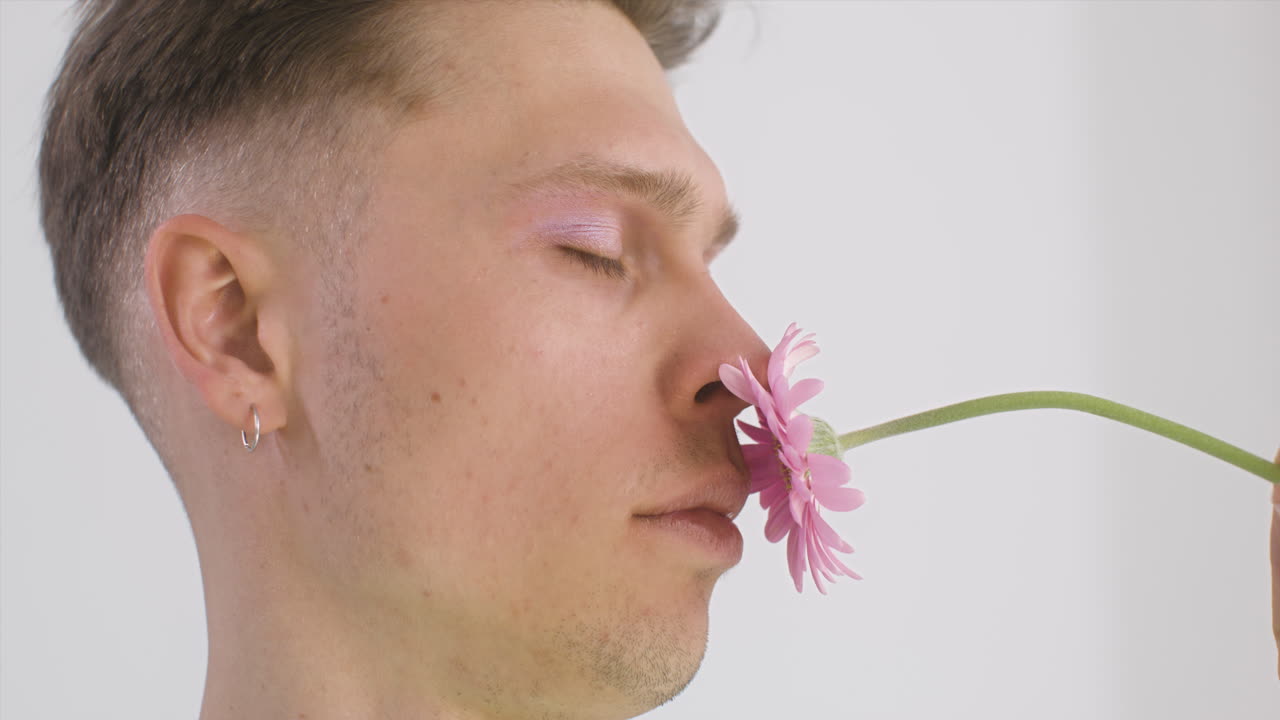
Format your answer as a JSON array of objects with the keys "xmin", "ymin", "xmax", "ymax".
[{"xmin": 559, "ymin": 246, "xmax": 628, "ymax": 280}]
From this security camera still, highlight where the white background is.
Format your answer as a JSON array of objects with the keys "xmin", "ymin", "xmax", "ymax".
[{"xmin": 3, "ymin": 1, "xmax": 1277, "ymax": 718}]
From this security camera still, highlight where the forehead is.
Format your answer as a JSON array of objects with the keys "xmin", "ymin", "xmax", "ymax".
[
  {"xmin": 421, "ymin": 0, "xmax": 675, "ymax": 104},
  {"xmin": 382, "ymin": 0, "xmax": 730, "ymax": 225}
]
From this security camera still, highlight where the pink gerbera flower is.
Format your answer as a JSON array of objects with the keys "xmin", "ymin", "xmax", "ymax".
[{"xmin": 719, "ymin": 323, "xmax": 866, "ymax": 593}]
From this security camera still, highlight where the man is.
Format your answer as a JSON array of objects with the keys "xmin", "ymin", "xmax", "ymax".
[
  {"xmin": 35, "ymin": 2, "xmax": 1280, "ymax": 719},
  {"xmin": 39, "ymin": 1, "xmax": 771, "ymax": 718}
]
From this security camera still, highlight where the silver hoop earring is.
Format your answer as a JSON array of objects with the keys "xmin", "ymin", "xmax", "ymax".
[{"xmin": 241, "ymin": 403, "xmax": 260, "ymax": 452}]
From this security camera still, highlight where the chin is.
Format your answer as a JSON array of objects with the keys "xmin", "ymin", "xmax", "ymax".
[
  {"xmin": 554, "ymin": 584, "xmax": 712, "ymax": 719},
  {"xmin": 603, "ymin": 627, "xmax": 708, "ymax": 720}
]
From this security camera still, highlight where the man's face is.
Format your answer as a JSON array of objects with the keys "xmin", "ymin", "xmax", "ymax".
[{"xmin": 283, "ymin": 2, "xmax": 768, "ymax": 716}]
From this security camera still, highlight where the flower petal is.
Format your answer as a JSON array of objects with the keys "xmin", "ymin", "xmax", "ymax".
[
  {"xmin": 764, "ymin": 503, "xmax": 794, "ymax": 543},
  {"xmin": 813, "ymin": 528, "xmax": 860, "ymax": 580},
  {"xmin": 768, "ymin": 324, "xmax": 803, "ymax": 387},
  {"xmin": 806, "ymin": 518, "xmax": 838, "ymax": 583},
  {"xmin": 778, "ymin": 440, "xmax": 806, "ymax": 473},
  {"xmin": 758, "ymin": 402, "xmax": 788, "ymax": 446},
  {"xmin": 786, "ymin": 413, "xmax": 814, "ymax": 454},
  {"xmin": 740, "ymin": 357, "xmax": 771, "ymax": 399},
  {"xmin": 788, "ymin": 486, "xmax": 808, "ymax": 526},
  {"xmin": 743, "ymin": 443, "xmax": 780, "ymax": 481},
  {"xmin": 749, "ymin": 473, "xmax": 778, "ymax": 496},
  {"xmin": 759, "ymin": 477, "xmax": 788, "ymax": 508},
  {"xmin": 807, "ymin": 453, "xmax": 851, "ymax": 487},
  {"xmin": 786, "ymin": 525, "xmax": 806, "ymax": 593},
  {"xmin": 810, "ymin": 510, "xmax": 854, "ymax": 554},
  {"xmin": 816, "ymin": 486, "xmax": 867, "ymax": 513},
  {"xmin": 822, "ymin": 544, "xmax": 863, "ymax": 580},
  {"xmin": 776, "ymin": 322, "xmax": 801, "ymax": 356},
  {"xmin": 810, "ymin": 512, "xmax": 862, "ymax": 579},
  {"xmin": 741, "ymin": 441, "xmax": 775, "ymax": 463},
  {"xmin": 778, "ymin": 377, "xmax": 824, "ymax": 418},
  {"xmin": 737, "ymin": 419, "xmax": 774, "ymax": 445},
  {"xmin": 783, "ymin": 339, "xmax": 819, "ymax": 378},
  {"xmin": 805, "ymin": 525, "xmax": 829, "ymax": 594},
  {"xmin": 717, "ymin": 361, "xmax": 755, "ymax": 404}
]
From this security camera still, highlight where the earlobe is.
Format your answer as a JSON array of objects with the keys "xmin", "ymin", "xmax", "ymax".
[{"xmin": 143, "ymin": 213, "xmax": 289, "ymax": 442}]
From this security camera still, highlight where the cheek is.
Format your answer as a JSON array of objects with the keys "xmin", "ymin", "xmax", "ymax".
[
  {"xmin": 351, "ymin": 240, "xmax": 660, "ymax": 558},
  {"xmin": 352, "ymin": 334, "xmax": 629, "ymax": 563}
]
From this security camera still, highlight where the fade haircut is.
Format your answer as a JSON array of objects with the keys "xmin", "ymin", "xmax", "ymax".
[{"xmin": 38, "ymin": 0, "xmax": 722, "ymax": 460}]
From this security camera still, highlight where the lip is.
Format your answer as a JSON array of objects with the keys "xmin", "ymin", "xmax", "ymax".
[
  {"xmin": 633, "ymin": 470, "xmax": 751, "ymax": 520},
  {"xmin": 633, "ymin": 509, "xmax": 744, "ymax": 566}
]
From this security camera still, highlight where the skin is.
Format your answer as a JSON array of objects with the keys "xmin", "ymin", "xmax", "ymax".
[{"xmin": 142, "ymin": 3, "xmax": 771, "ymax": 719}]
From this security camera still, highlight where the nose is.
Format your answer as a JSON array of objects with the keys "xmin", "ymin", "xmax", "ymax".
[
  {"xmin": 661, "ymin": 281, "xmax": 772, "ymax": 429},
  {"xmin": 692, "ymin": 347, "xmax": 767, "ymax": 419}
]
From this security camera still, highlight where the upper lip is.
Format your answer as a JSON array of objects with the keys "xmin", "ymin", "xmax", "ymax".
[{"xmin": 633, "ymin": 468, "xmax": 751, "ymax": 520}]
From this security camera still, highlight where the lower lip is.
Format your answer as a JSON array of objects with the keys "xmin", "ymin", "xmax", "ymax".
[{"xmin": 634, "ymin": 509, "xmax": 744, "ymax": 566}]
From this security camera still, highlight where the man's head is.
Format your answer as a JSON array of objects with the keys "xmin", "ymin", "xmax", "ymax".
[{"xmin": 40, "ymin": 0, "xmax": 770, "ymax": 717}]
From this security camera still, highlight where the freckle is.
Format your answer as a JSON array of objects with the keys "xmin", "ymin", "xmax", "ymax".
[
  {"xmin": 430, "ymin": 392, "xmax": 441, "ymax": 403},
  {"xmin": 457, "ymin": 376, "xmax": 467, "ymax": 388},
  {"xmin": 364, "ymin": 463, "xmax": 374, "ymax": 473},
  {"xmin": 379, "ymin": 294, "xmax": 389, "ymax": 305},
  {"xmin": 302, "ymin": 500, "xmax": 310, "ymax": 513},
  {"xmin": 469, "ymin": 396, "xmax": 477, "ymax": 407}
]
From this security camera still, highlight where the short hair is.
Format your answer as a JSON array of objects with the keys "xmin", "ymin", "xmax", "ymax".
[{"xmin": 38, "ymin": 0, "xmax": 722, "ymax": 454}]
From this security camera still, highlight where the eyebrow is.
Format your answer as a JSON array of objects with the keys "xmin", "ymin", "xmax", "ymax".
[{"xmin": 505, "ymin": 155, "xmax": 740, "ymax": 257}]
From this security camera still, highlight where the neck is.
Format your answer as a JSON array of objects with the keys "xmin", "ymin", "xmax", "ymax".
[
  {"xmin": 185, "ymin": 469, "xmax": 481, "ymax": 720},
  {"xmin": 194, "ymin": 533, "xmax": 485, "ymax": 720}
]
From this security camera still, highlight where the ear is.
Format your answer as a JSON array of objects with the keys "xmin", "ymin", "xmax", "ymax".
[{"xmin": 143, "ymin": 213, "xmax": 291, "ymax": 442}]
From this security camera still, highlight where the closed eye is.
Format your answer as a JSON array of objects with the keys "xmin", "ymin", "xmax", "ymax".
[{"xmin": 558, "ymin": 246, "xmax": 628, "ymax": 280}]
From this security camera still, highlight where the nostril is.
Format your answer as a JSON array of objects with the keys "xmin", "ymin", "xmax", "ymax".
[{"xmin": 694, "ymin": 380, "xmax": 721, "ymax": 404}]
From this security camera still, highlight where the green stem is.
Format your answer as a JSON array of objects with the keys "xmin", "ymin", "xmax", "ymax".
[{"xmin": 836, "ymin": 391, "xmax": 1279, "ymax": 484}]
